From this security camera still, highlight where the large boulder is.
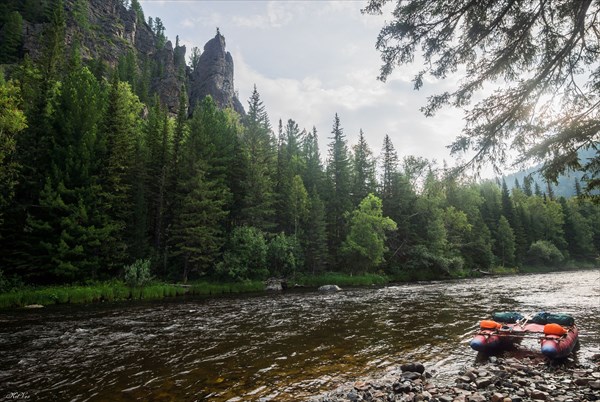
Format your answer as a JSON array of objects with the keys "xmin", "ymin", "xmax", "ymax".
[
  {"xmin": 265, "ymin": 278, "xmax": 287, "ymax": 291},
  {"xmin": 318, "ymin": 284, "xmax": 341, "ymax": 292}
]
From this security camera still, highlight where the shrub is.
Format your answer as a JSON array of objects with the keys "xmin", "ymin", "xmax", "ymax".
[
  {"xmin": 124, "ymin": 259, "xmax": 153, "ymax": 287},
  {"xmin": 267, "ymin": 233, "xmax": 302, "ymax": 278},
  {"xmin": 527, "ymin": 240, "xmax": 564, "ymax": 266},
  {"xmin": 216, "ymin": 227, "xmax": 268, "ymax": 281}
]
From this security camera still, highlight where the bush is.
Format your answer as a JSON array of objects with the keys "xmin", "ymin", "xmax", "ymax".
[
  {"xmin": 124, "ymin": 259, "xmax": 153, "ymax": 287},
  {"xmin": 267, "ymin": 233, "xmax": 302, "ymax": 278},
  {"xmin": 216, "ymin": 227, "xmax": 268, "ymax": 281},
  {"xmin": 527, "ymin": 240, "xmax": 564, "ymax": 266}
]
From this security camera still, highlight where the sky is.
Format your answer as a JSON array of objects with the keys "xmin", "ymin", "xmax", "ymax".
[{"xmin": 138, "ymin": 0, "xmax": 470, "ymax": 172}]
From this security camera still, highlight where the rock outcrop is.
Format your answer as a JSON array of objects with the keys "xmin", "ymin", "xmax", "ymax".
[
  {"xmin": 189, "ymin": 30, "xmax": 245, "ymax": 116},
  {"xmin": 18, "ymin": 1, "xmax": 243, "ymax": 116}
]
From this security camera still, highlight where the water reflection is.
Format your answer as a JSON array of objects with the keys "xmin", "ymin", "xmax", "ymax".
[{"xmin": 0, "ymin": 270, "xmax": 598, "ymax": 401}]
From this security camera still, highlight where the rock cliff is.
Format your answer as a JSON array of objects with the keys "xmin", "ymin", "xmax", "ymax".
[
  {"xmin": 16, "ymin": 0, "xmax": 244, "ymax": 116},
  {"xmin": 189, "ymin": 31, "xmax": 245, "ymax": 116}
]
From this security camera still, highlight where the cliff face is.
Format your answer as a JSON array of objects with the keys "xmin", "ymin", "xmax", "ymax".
[
  {"xmin": 189, "ymin": 31, "xmax": 245, "ymax": 116},
  {"xmin": 18, "ymin": 0, "xmax": 244, "ymax": 116}
]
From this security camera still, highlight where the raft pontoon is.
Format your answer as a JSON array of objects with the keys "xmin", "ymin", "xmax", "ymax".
[{"xmin": 469, "ymin": 312, "xmax": 579, "ymax": 359}]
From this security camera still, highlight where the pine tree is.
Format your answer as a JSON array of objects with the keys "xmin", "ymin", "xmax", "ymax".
[
  {"xmin": 351, "ymin": 129, "xmax": 377, "ymax": 207},
  {"xmin": 574, "ymin": 179, "xmax": 582, "ymax": 197},
  {"xmin": 380, "ymin": 134, "xmax": 398, "ymax": 201},
  {"xmin": 300, "ymin": 189, "xmax": 327, "ymax": 274},
  {"xmin": 275, "ymin": 119, "xmax": 305, "ymax": 232},
  {"xmin": 144, "ymin": 101, "xmax": 170, "ymax": 254},
  {"xmin": 325, "ymin": 113, "xmax": 352, "ymax": 266},
  {"xmin": 170, "ymin": 164, "xmax": 228, "ymax": 283},
  {"xmin": 98, "ymin": 77, "xmax": 143, "ymax": 266},
  {"xmin": 495, "ymin": 215, "xmax": 516, "ymax": 267},
  {"xmin": 0, "ymin": 11, "xmax": 23, "ymax": 64},
  {"xmin": 240, "ymin": 87, "xmax": 275, "ymax": 231},
  {"xmin": 288, "ymin": 175, "xmax": 308, "ymax": 236},
  {"xmin": 302, "ymin": 126, "xmax": 324, "ymax": 196},
  {"xmin": 25, "ymin": 67, "xmax": 112, "ymax": 281}
]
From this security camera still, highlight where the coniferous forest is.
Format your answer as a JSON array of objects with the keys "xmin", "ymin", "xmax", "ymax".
[{"xmin": 0, "ymin": 0, "xmax": 599, "ymax": 294}]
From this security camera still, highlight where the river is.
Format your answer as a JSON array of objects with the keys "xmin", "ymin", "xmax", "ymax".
[{"xmin": 0, "ymin": 270, "xmax": 598, "ymax": 401}]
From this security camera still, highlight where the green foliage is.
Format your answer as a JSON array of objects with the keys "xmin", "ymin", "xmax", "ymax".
[
  {"xmin": 365, "ymin": 0, "xmax": 600, "ymax": 195},
  {"xmin": 325, "ymin": 113, "xmax": 353, "ymax": 265},
  {"xmin": 267, "ymin": 233, "xmax": 302, "ymax": 278},
  {"xmin": 0, "ymin": 11, "xmax": 23, "ymax": 64},
  {"xmin": 351, "ymin": 129, "xmax": 377, "ymax": 207},
  {"xmin": 0, "ymin": 19, "xmax": 598, "ymax": 294},
  {"xmin": 495, "ymin": 215, "xmax": 516, "ymax": 267},
  {"xmin": 241, "ymin": 87, "xmax": 275, "ymax": 231},
  {"xmin": 0, "ymin": 78, "xmax": 27, "ymax": 223},
  {"xmin": 124, "ymin": 259, "xmax": 153, "ymax": 287},
  {"xmin": 341, "ymin": 194, "xmax": 397, "ymax": 273},
  {"xmin": 217, "ymin": 226, "xmax": 268, "ymax": 281},
  {"xmin": 527, "ymin": 240, "xmax": 565, "ymax": 266}
]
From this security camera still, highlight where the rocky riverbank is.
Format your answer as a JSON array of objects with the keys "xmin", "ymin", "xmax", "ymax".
[{"xmin": 310, "ymin": 355, "xmax": 600, "ymax": 402}]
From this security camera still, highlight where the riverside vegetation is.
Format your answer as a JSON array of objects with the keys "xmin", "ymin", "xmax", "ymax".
[{"xmin": 0, "ymin": 1, "xmax": 599, "ymax": 309}]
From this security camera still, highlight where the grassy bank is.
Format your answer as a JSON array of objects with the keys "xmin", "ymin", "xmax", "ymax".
[
  {"xmin": 0, "ymin": 280, "xmax": 265, "ymax": 310},
  {"xmin": 2, "ymin": 264, "xmax": 597, "ymax": 310}
]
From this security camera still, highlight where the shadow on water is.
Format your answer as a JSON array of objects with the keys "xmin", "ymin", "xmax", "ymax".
[{"xmin": 0, "ymin": 269, "xmax": 598, "ymax": 401}]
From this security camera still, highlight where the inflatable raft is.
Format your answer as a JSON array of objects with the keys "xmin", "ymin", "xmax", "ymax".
[{"xmin": 470, "ymin": 312, "xmax": 578, "ymax": 359}]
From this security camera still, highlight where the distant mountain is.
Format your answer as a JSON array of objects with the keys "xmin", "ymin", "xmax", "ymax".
[
  {"xmin": 3, "ymin": 0, "xmax": 244, "ymax": 115},
  {"xmin": 502, "ymin": 148, "xmax": 596, "ymax": 198}
]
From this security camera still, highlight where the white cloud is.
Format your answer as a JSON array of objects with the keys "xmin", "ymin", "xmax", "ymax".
[
  {"xmin": 141, "ymin": 0, "xmax": 479, "ymax": 171},
  {"xmin": 233, "ymin": 1, "xmax": 301, "ymax": 29}
]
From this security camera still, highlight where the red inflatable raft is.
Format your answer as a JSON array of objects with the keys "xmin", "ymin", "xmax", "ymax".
[{"xmin": 470, "ymin": 312, "xmax": 579, "ymax": 359}]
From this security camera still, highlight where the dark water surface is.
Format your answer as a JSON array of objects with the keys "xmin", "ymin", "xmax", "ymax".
[{"xmin": 0, "ymin": 270, "xmax": 598, "ymax": 401}]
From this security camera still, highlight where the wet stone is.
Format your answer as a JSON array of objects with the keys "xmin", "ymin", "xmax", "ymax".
[
  {"xmin": 530, "ymin": 390, "xmax": 549, "ymax": 400},
  {"xmin": 467, "ymin": 394, "xmax": 486, "ymax": 402},
  {"xmin": 401, "ymin": 371, "xmax": 421, "ymax": 381},
  {"xmin": 457, "ymin": 376, "xmax": 472, "ymax": 383},
  {"xmin": 475, "ymin": 377, "xmax": 492, "ymax": 389}
]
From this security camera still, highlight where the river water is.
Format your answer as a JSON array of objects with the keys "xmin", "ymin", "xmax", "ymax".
[{"xmin": 0, "ymin": 270, "xmax": 598, "ymax": 401}]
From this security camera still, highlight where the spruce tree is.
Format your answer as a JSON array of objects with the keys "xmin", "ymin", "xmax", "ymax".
[
  {"xmin": 240, "ymin": 87, "xmax": 275, "ymax": 231},
  {"xmin": 380, "ymin": 134, "xmax": 398, "ymax": 201},
  {"xmin": 25, "ymin": 67, "xmax": 112, "ymax": 281},
  {"xmin": 351, "ymin": 129, "xmax": 377, "ymax": 207},
  {"xmin": 99, "ymin": 77, "xmax": 143, "ymax": 266},
  {"xmin": 300, "ymin": 189, "xmax": 327, "ymax": 274},
  {"xmin": 302, "ymin": 126, "xmax": 324, "ymax": 196},
  {"xmin": 325, "ymin": 113, "xmax": 352, "ymax": 267},
  {"xmin": 495, "ymin": 215, "xmax": 516, "ymax": 267},
  {"xmin": 0, "ymin": 11, "xmax": 23, "ymax": 64}
]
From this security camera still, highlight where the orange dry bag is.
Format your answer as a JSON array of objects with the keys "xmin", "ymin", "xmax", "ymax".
[
  {"xmin": 480, "ymin": 320, "xmax": 501, "ymax": 330},
  {"xmin": 544, "ymin": 323, "xmax": 567, "ymax": 336}
]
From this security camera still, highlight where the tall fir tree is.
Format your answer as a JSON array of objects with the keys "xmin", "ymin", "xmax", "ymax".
[
  {"xmin": 325, "ymin": 113, "xmax": 352, "ymax": 267},
  {"xmin": 25, "ymin": 67, "xmax": 113, "ymax": 281},
  {"xmin": 351, "ymin": 129, "xmax": 377, "ymax": 207},
  {"xmin": 240, "ymin": 87, "xmax": 275, "ymax": 231},
  {"xmin": 98, "ymin": 77, "xmax": 143, "ymax": 267},
  {"xmin": 300, "ymin": 189, "xmax": 328, "ymax": 274},
  {"xmin": 302, "ymin": 126, "xmax": 324, "ymax": 196}
]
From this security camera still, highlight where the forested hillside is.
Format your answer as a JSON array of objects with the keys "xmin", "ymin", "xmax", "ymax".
[{"xmin": 0, "ymin": 0, "xmax": 598, "ymax": 288}]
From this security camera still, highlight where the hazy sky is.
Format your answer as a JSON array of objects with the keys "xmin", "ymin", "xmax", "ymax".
[{"xmin": 139, "ymin": 0, "xmax": 469, "ymax": 170}]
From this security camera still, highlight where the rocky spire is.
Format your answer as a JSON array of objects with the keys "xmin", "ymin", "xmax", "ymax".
[{"xmin": 189, "ymin": 30, "xmax": 245, "ymax": 115}]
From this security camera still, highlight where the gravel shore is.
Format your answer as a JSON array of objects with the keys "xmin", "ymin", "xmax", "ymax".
[{"xmin": 310, "ymin": 354, "xmax": 600, "ymax": 402}]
